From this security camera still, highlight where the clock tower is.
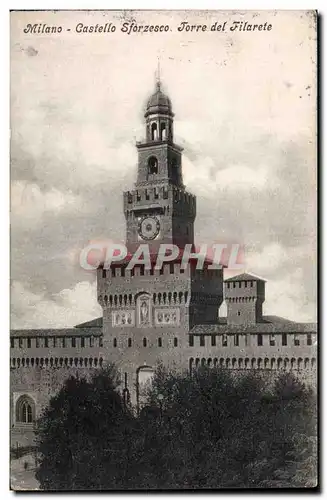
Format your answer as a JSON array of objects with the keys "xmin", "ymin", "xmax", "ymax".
[
  {"xmin": 123, "ymin": 79, "xmax": 196, "ymax": 254},
  {"xmin": 97, "ymin": 78, "xmax": 224, "ymax": 407}
]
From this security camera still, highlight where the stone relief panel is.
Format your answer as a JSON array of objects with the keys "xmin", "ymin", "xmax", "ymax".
[
  {"xmin": 137, "ymin": 294, "xmax": 152, "ymax": 327},
  {"xmin": 112, "ymin": 310, "xmax": 135, "ymax": 327},
  {"xmin": 155, "ymin": 308, "xmax": 180, "ymax": 326}
]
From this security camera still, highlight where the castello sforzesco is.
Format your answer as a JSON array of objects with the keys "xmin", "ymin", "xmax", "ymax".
[{"xmin": 10, "ymin": 79, "xmax": 317, "ymax": 449}]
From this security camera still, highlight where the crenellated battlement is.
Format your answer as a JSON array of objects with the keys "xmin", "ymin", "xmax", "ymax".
[{"xmin": 123, "ymin": 186, "xmax": 196, "ymax": 217}]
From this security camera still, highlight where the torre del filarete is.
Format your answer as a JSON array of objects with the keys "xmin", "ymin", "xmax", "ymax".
[{"xmin": 10, "ymin": 79, "xmax": 317, "ymax": 449}]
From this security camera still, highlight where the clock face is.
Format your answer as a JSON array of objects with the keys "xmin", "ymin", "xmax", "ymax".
[{"xmin": 138, "ymin": 216, "xmax": 160, "ymax": 241}]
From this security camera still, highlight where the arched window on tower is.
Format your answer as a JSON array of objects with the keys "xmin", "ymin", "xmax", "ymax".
[
  {"xmin": 16, "ymin": 395, "xmax": 35, "ymax": 424},
  {"xmin": 160, "ymin": 122, "xmax": 167, "ymax": 140},
  {"xmin": 148, "ymin": 156, "xmax": 158, "ymax": 175},
  {"xmin": 151, "ymin": 122, "xmax": 158, "ymax": 141}
]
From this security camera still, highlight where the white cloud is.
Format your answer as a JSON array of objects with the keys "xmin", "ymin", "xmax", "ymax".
[
  {"xmin": 11, "ymin": 181, "xmax": 81, "ymax": 227},
  {"xmin": 216, "ymin": 164, "xmax": 270, "ymax": 191},
  {"xmin": 246, "ymin": 243, "xmax": 295, "ymax": 274},
  {"xmin": 183, "ymin": 154, "xmax": 271, "ymax": 196},
  {"xmin": 11, "ymin": 280, "xmax": 102, "ymax": 329},
  {"xmin": 263, "ymin": 268, "xmax": 316, "ymax": 322}
]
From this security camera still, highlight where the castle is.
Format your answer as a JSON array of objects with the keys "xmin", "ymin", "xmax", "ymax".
[{"xmin": 10, "ymin": 79, "xmax": 317, "ymax": 449}]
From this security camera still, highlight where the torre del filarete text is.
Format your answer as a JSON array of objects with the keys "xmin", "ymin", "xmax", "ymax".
[{"xmin": 10, "ymin": 80, "xmax": 317, "ymax": 448}]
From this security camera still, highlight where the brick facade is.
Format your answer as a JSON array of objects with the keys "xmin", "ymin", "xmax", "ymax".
[{"xmin": 10, "ymin": 81, "xmax": 317, "ymax": 448}]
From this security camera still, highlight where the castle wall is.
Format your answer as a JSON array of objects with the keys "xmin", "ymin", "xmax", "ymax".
[
  {"xmin": 10, "ymin": 327, "xmax": 317, "ymax": 448},
  {"xmin": 10, "ymin": 365, "xmax": 98, "ymax": 448}
]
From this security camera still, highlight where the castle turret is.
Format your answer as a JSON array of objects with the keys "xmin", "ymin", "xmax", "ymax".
[{"xmin": 224, "ymin": 273, "xmax": 265, "ymax": 326}]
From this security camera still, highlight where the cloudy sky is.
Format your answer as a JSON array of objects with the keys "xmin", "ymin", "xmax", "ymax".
[{"xmin": 10, "ymin": 10, "xmax": 317, "ymax": 328}]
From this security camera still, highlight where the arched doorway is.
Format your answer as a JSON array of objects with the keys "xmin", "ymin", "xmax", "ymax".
[{"xmin": 136, "ymin": 366, "xmax": 155, "ymax": 414}]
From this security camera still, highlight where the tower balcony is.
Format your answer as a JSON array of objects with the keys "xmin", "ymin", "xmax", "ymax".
[{"xmin": 136, "ymin": 139, "xmax": 183, "ymax": 152}]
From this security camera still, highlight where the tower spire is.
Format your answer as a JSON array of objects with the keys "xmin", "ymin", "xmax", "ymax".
[{"xmin": 156, "ymin": 57, "xmax": 161, "ymax": 90}]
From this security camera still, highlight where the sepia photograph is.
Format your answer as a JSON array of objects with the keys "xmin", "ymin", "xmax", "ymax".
[{"xmin": 10, "ymin": 9, "xmax": 317, "ymax": 490}]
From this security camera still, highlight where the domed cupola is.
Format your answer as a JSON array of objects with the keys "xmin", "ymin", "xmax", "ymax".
[
  {"xmin": 144, "ymin": 79, "xmax": 174, "ymax": 143},
  {"xmin": 145, "ymin": 81, "xmax": 174, "ymax": 118}
]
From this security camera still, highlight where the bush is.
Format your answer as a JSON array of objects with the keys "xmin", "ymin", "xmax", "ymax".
[{"xmin": 35, "ymin": 366, "xmax": 317, "ymax": 490}]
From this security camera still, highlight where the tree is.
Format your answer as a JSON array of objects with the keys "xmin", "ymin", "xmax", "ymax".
[
  {"xmin": 35, "ymin": 367, "xmax": 134, "ymax": 490},
  {"xmin": 140, "ymin": 367, "xmax": 317, "ymax": 489},
  {"xmin": 35, "ymin": 365, "xmax": 317, "ymax": 490}
]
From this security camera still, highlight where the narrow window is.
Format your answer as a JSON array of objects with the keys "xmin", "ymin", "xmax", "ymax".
[
  {"xmin": 239, "ymin": 282, "xmax": 242, "ymax": 288},
  {"xmin": 128, "ymin": 338, "xmax": 132, "ymax": 347},
  {"xmin": 269, "ymin": 335, "xmax": 275, "ymax": 347},
  {"xmin": 158, "ymin": 337, "xmax": 162, "ymax": 347},
  {"xmin": 99, "ymin": 337, "xmax": 103, "ymax": 347},
  {"xmin": 257, "ymin": 334, "xmax": 263, "ymax": 346},
  {"xmin": 21, "ymin": 402, "xmax": 33, "ymax": 423},
  {"xmin": 180, "ymin": 268, "xmax": 185, "ymax": 274},
  {"xmin": 112, "ymin": 268, "xmax": 116, "ymax": 278},
  {"xmin": 71, "ymin": 338, "xmax": 76, "ymax": 348},
  {"xmin": 307, "ymin": 334, "xmax": 312, "ymax": 346},
  {"xmin": 233, "ymin": 282, "xmax": 236, "ymax": 288},
  {"xmin": 102, "ymin": 269, "xmax": 106, "ymax": 278},
  {"xmin": 245, "ymin": 281, "xmax": 247, "ymax": 288},
  {"xmin": 44, "ymin": 338, "xmax": 49, "ymax": 348},
  {"xmin": 53, "ymin": 337, "xmax": 56, "ymax": 348},
  {"xmin": 160, "ymin": 122, "xmax": 166, "ymax": 140},
  {"xmin": 222, "ymin": 334, "xmax": 228, "ymax": 347},
  {"xmin": 174, "ymin": 337, "xmax": 178, "ymax": 347},
  {"xmin": 140, "ymin": 266, "xmax": 144, "ymax": 276},
  {"xmin": 211, "ymin": 335, "xmax": 216, "ymax": 347},
  {"xmin": 200, "ymin": 335, "xmax": 205, "ymax": 347},
  {"xmin": 189, "ymin": 336, "xmax": 194, "ymax": 347},
  {"xmin": 81, "ymin": 337, "xmax": 85, "ymax": 348},
  {"xmin": 62, "ymin": 337, "xmax": 66, "ymax": 348},
  {"xmin": 89, "ymin": 337, "xmax": 94, "ymax": 347},
  {"xmin": 143, "ymin": 338, "xmax": 147, "ymax": 347},
  {"xmin": 294, "ymin": 334, "xmax": 300, "ymax": 347},
  {"xmin": 113, "ymin": 338, "xmax": 117, "ymax": 348},
  {"xmin": 234, "ymin": 334, "xmax": 239, "ymax": 347},
  {"xmin": 11, "ymin": 338, "xmax": 14, "ymax": 348},
  {"xmin": 151, "ymin": 124, "xmax": 158, "ymax": 141},
  {"xmin": 27, "ymin": 338, "xmax": 31, "ymax": 348},
  {"xmin": 121, "ymin": 267, "xmax": 125, "ymax": 277},
  {"xmin": 19, "ymin": 338, "xmax": 23, "ymax": 348},
  {"xmin": 282, "ymin": 333, "xmax": 287, "ymax": 346},
  {"xmin": 160, "ymin": 267, "xmax": 164, "ymax": 275}
]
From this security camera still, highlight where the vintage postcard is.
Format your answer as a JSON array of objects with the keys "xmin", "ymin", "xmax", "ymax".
[{"xmin": 10, "ymin": 10, "xmax": 317, "ymax": 490}]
